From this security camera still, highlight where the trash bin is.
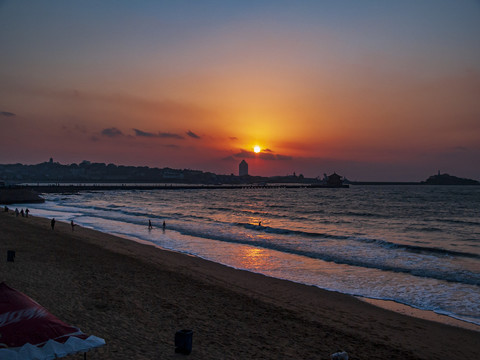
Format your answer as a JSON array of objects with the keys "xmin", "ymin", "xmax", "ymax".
[
  {"xmin": 7, "ymin": 250, "xmax": 15, "ymax": 262},
  {"xmin": 175, "ymin": 329, "xmax": 193, "ymax": 355}
]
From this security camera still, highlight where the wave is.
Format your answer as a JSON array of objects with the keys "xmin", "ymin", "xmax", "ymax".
[
  {"xmin": 235, "ymin": 222, "xmax": 480, "ymax": 260},
  {"xmin": 437, "ymin": 218, "xmax": 480, "ymax": 227},
  {"xmin": 38, "ymin": 200, "xmax": 480, "ymax": 264},
  {"xmin": 168, "ymin": 225, "xmax": 480, "ymax": 287},
  {"xmin": 353, "ymin": 237, "xmax": 480, "ymax": 260},
  {"xmin": 404, "ymin": 226, "xmax": 443, "ymax": 232},
  {"xmin": 206, "ymin": 206, "xmax": 234, "ymax": 212},
  {"xmin": 332, "ymin": 211, "xmax": 393, "ymax": 219},
  {"xmin": 235, "ymin": 222, "xmax": 350, "ymax": 240},
  {"xmin": 265, "ymin": 204, "xmax": 290, "ymax": 209},
  {"xmin": 34, "ymin": 195, "xmax": 480, "ymax": 287}
]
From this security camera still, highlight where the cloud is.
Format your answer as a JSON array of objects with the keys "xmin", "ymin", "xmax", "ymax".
[
  {"xmin": 1, "ymin": 111, "xmax": 15, "ymax": 117},
  {"xmin": 229, "ymin": 137, "xmax": 238, "ymax": 141},
  {"xmin": 159, "ymin": 132, "xmax": 184, "ymax": 139},
  {"xmin": 133, "ymin": 128, "xmax": 184, "ymax": 139},
  {"xmin": 228, "ymin": 150, "xmax": 255, "ymax": 159},
  {"xmin": 186, "ymin": 130, "xmax": 200, "ymax": 139},
  {"xmin": 225, "ymin": 149, "xmax": 293, "ymax": 161},
  {"xmin": 101, "ymin": 127, "xmax": 124, "ymax": 137},
  {"xmin": 133, "ymin": 128, "xmax": 156, "ymax": 137}
]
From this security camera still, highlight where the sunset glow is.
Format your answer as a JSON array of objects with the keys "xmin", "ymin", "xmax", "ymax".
[
  {"xmin": 254, "ymin": 146, "xmax": 261, "ymax": 154},
  {"xmin": 0, "ymin": 1, "xmax": 479, "ymax": 181}
]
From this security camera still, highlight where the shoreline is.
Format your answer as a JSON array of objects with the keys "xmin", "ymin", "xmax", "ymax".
[
  {"xmin": 2, "ymin": 211, "xmax": 479, "ymax": 359},
  {"xmin": 117, "ymin": 230, "xmax": 480, "ymax": 332},
  {"xmin": 358, "ymin": 297, "xmax": 479, "ymax": 332}
]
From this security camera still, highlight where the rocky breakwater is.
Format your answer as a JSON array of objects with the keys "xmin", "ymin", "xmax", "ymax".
[{"xmin": 0, "ymin": 188, "xmax": 45, "ymax": 205}]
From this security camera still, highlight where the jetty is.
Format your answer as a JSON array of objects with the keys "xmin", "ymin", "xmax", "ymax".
[
  {"xmin": 0, "ymin": 188, "xmax": 45, "ymax": 204},
  {"xmin": 21, "ymin": 183, "xmax": 341, "ymax": 193}
]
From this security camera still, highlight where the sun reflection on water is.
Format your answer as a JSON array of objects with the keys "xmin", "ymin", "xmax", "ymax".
[
  {"xmin": 247, "ymin": 216, "xmax": 263, "ymax": 226},
  {"xmin": 235, "ymin": 247, "xmax": 272, "ymax": 270}
]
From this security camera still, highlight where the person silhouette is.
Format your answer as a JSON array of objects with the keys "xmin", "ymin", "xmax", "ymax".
[
  {"xmin": 148, "ymin": 220, "xmax": 153, "ymax": 230},
  {"xmin": 51, "ymin": 218, "xmax": 56, "ymax": 230}
]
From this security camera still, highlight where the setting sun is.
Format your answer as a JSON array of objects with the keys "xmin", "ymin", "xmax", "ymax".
[{"xmin": 254, "ymin": 145, "xmax": 261, "ymax": 153}]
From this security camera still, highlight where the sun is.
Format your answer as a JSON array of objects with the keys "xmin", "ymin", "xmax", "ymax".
[{"xmin": 253, "ymin": 145, "xmax": 261, "ymax": 153}]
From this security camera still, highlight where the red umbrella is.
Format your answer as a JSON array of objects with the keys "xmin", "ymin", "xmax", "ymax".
[{"xmin": 0, "ymin": 282, "xmax": 105, "ymax": 359}]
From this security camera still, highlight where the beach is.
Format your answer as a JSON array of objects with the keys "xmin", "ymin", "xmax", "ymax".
[{"xmin": 1, "ymin": 211, "xmax": 479, "ymax": 360}]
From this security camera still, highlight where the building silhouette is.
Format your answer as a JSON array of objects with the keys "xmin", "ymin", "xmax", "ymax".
[
  {"xmin": 327, "ymin": 172, "xmax": 342, "ymax": 186},
  {"xmin": 239, "ymin": 160, "xmax": 248, "ymax": 176}
]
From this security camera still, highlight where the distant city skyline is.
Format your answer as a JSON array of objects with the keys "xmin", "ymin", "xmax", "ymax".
[{"xmin": 1, "ymin": 1, "xmax": 479, "ymax": 181}]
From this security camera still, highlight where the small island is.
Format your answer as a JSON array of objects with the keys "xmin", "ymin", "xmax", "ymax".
[{"xmin": 421, "ymin": 172, "xmax": 480, "ymax": 185}]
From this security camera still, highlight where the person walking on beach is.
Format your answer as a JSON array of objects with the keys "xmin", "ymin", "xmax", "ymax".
[
  {"xmin": 148, "ymin": 220, "xmax": 153, "ymax": 230},
  {"xmin": 25, "ymin": 208, "xmax": 29, "ymax": 217},
  {"xmin": 162, "ymin": 221, "xmax": 166, "ymax": 231},
  {"xmin": 71, "ymin": 220, "xmax": 76, "ymax": 231},
  {"xmin": 15, "ymin": 208, "xmax": 19, "ymax": 217},
  {"xmin": 20, "ymin": 209, "xmax": 24, "ymax": 217},
  {"xmin": 51, "ymin": 218, "xmax": 55, "ymax": 230}
]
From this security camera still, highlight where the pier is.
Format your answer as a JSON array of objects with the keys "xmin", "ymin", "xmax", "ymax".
[{"xmin": 21, "ymin": 183, "xmax": 315, "ymax": 193}]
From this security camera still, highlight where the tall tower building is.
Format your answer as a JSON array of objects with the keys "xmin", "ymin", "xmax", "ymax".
[{"xmin": 239, "ymin": 160, "xmax": 248, "ymax": 176}]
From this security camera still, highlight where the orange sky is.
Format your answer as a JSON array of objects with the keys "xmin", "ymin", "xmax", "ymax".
[{"xmin": 1, "ymin": 1, "xmax": 479, "ymax": 181}]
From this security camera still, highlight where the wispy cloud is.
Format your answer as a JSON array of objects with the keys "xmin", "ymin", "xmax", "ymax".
[
  {"xmin": 101, "ymin": 127, "xmax": 124, "ymax": 137},
  {"xmin": 258, "ymin": 152, "xmax": 293, "ymax": 161},
  {"xmin": 133, "ymin": 128, "xmax": 156, "ymax": 137},
  {"xmin": 133, "ymin": 128, "xmax": 184, "ymax": 139},
  {"xmin": 0, "ymin": 111, "xmax": 15, "ymax": 117},
  {"xmin": 186, "ymin": 130, "xmax": 200, "ymax": 139},
  {"xmin": 226, "ymin": 149, "xmax": 293, "ymax": 161},
  {"xmin": 159, "ymin": 132, "xmax": 184, "ymax": 139}
]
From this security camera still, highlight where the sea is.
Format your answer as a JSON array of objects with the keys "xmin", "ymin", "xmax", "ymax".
[{"xmin": 15, "ymin": 185, "xmax": 480, "ymax": 327}]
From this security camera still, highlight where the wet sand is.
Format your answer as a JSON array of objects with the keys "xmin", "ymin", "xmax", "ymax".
[{"xmin": 1, "ymin": 211, "xmax": 478, "ymax": 359}]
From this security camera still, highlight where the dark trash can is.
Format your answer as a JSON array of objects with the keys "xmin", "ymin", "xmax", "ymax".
[
  {"xmin": 7, "ymin": 250, "xmax": 15, "ymax": 262},
  {"xmin": 175, "ymin": 329, "xmax": 193, "ymax": 355}
]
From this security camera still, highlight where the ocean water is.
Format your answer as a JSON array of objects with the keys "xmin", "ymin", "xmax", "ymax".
[{"xmin": 17, "ymin": 185, "xmax": 480, "ymax": 326}]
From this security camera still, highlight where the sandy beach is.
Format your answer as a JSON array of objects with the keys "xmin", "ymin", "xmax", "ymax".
[{"xmin": 1, "ymin": 210, "xmax": 479, "ymax": 360}]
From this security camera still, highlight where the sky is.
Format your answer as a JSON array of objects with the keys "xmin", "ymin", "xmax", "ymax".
[{"xmin": 1, "ymin": 0, "xmax": 479, "ymax": 181}]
